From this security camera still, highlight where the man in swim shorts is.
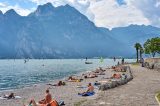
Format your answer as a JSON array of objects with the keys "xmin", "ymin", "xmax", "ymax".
[{"xmin": 39, "ymin": 89, "xmax": 52, "ymax": 104}]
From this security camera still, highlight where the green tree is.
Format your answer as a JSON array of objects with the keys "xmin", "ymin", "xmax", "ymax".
[
  {"xmin": 134, "ymin": 43, "xmax": 141, "ymax": 62},
  {"xmin": 144, "ymin": 37, "xmax": 160, "ymax": 57}
]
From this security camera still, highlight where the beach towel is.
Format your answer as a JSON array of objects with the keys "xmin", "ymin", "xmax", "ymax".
[
  {"xmin": 58, "ymin": 101, "xmax": 65, "ymax": 106},
  {"xmin": 76, "ymin": 85, "xmax": 87, "ymax": 88},
  {"xmin": 0, "ymin": 96, "xmax": 21, "ymax": 100},
  {"xmin": 78, "ymin": 92, "xmax": 95, "ymax": 96}
]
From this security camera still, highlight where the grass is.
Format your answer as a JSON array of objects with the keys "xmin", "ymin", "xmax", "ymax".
[
  {"xmin": 155, "ymin": 91, "xmax": 160, "ymax": 105},
  {"xmin": 156, "ymin": 92, "xmax": 160, "ymax": 101},
  {"xmin": 74, "ymin": 99, "xmax": 87, "ymax": 106},
  {"xmin": 131, "ymin": 62, "xmax": 140, "ymax": 66}
]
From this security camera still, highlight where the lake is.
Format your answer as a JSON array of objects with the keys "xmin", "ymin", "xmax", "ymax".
[{"xmin": 0, "ymin": 59, "xmax": 135, "ymax": 90}]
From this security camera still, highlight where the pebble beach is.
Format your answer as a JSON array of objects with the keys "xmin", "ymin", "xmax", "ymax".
[{"xmin": 0, "ymin": 64, "xmax": 160, "ymax": 106}]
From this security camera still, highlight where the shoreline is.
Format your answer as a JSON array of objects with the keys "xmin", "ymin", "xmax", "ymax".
[
  {"xmin": 0, "ymin": 65, "xmax": 113, "ymax": 106},
  {"xmin": 0, "ymin": 63, "xmax": 133, "ymax": 106},
  {"xmin": 0, "ymin": 66, "xmax": 100, "ymax": 92}
]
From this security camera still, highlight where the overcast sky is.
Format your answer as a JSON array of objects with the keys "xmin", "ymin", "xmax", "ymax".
[{"xmin": 0, "ymin": 0, "xmax": 160, "ymax": 29}]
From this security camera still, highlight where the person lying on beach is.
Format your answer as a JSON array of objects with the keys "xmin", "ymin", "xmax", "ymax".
[
  {"xmin": 47, "ymin": 81, "xmax": 66, "ymax": 86},
  {"xmin": 24, "ymin": 99, "xmax": 38, "ymax": 106},
  {"xmin": 3, "ymin": 93, "xmax": 15, "ymax": 99},
  {"xmin": 111, "ymin": 73, "xmax": 121, "ymax": 79},
  {"xmin": 39, "ymin": 89, "xmax": 52, "ymax": 105},
  {"xmin": 99, "ymin": 67, "xmax": 106, "ymax": 72},
  {"xmin": 94, "ymin": 67, "xmax": 105, "ymax": 73},
  {"xmin": 68, "ymin": 76, "xmax": 75, "ymax": 80},
  {"xmin": 84, "ymin": 74, "xmax": 97, "ymax": 79},
  {"xmin": 68, "ymin": 76, "xmax": 82, "ymax": 82},
  {"xmin": 113, "ymin": 66, "xmax": 127, "ymax": 72},
  {"xmin": 25, "ymin": 99, "xmax": 60, "ymax": 106},
  {"xmin": 78, "ymin": 83, "xmax": 94, "ymax": 96},
  {"xmin": 95, "ymin": 71, "xmax": 105, "ymax": 75}
]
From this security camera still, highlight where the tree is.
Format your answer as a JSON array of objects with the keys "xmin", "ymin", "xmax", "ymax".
[
  {"xmin": 139, "ymin": 46, "xmax": 144, "ymax": 61},
  {"xmin": 144, "ymin": 37, "xmax": 160, "ymax": 57},
  {"xmin": 134, "ymin": 43, "xmax": 141, "ymax": 62}
]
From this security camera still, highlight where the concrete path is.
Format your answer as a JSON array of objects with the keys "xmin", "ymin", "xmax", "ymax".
[{"xmin": 82, "ymin": 65, "xmax": 160, "ymax": 106}]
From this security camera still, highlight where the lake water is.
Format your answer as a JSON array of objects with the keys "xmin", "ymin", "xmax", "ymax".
[{"xmin": 0, "ymin": 59, "xmax": 135, "ymax": 90}]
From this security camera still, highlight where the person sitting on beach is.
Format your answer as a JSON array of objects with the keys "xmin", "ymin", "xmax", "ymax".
[
  {"xmin": 3, "ymin": 93, "xmax": 15, "ymax": 99},
  {"xmin": 121, "ymin": 73, "xmax": 127, "ymax": 80},
  {"xmin": 112, "ymin": 66, "xmax": 116, "ymax": 69},
  {"xmin": 57, "ymin": 81, "xmax": 65, "ymax": 86},
  {"xmin": 78, "ymin": 83, "xmax": 94, "ymax": 96},
  {"xmin": 39, "ymin": 89, "xmax": 52, "ymax": 105}
]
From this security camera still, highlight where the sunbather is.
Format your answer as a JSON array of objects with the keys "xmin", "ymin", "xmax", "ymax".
[
  {"xmin": 39, "ymin": 89, "xmax": 52, "ymax": 105},
  {"xmin": 3, "ymin": 93, "xmax": 15, "ymax": 99},
  {"xmin": 68, "ymin": 76, "xmax": 77, "ymax": 80},
  {"xmin": 47, "ymin": 81, "xmax": 66, "ymax": 86},
  {"xmin": 99, "ymin": 67, "xmax": 105, "ymax": 72},
  {"xmin": 24, "ymin": 99, "xmax": 37, "ymax": 106},
  {"xmin": 68, "ymin": 76, "xmax": 82, "ymax": 82},
  {"xmin": 78, "ymin": 83, "xmax": 94, "ymax": 96},
  {"xmin": 84, "ymin": 74, "xmax": 97, "ymax": 79},
  {"xmin": 112, "ymin": 73, "xmax": 121, "ymax": 79}
]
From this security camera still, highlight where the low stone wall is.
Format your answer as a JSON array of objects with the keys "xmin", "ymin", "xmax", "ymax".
[
  {"xmin": 98, "ymin": 66, "xmax": 133, "ymax": 91},
  {"xmin": 144, "ymin": 58, "xmax": 160, "ymax": 71}
]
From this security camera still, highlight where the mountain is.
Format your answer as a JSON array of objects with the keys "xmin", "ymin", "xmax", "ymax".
[
  {"xmin": 0, "ymin": 3, "xmax": 159, "ymax": 59},
  {"xmin": 0, "ymin": 3, "xmax": 124, "ymax": 58},
  {"xmin": 111, "ymin": 25, "xmax": 160, "ymax": 56},
  {"xmin": 111, "ymin": 25, "xmax": 160, "ymax": 43}
]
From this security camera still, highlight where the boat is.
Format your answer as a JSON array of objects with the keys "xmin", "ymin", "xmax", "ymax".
[{"xmin": 85, "ymin": 61, "xmax": 93, "ymax": 64}]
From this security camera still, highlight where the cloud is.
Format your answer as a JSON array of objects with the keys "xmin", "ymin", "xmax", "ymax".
[
  {"xmin": 0, "ymin": 3, "xmax": 7, "ymax": 7},
  {"xmin": 126, "ymin": 0, "xmax": 160, "ymax": 28},
  {"xmin": 1, "ymin": 0, "xmax": 160, "ymax": 29},
  {"xmin": 87, "ymin": 0, "xmax": 150, "ymax": 29},
  {"xmin": 0, "ymin": 2, "xmax": 33, "ymax": 16}
]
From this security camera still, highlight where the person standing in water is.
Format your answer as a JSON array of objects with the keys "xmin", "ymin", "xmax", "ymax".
[
  {"xmin": 122, "ymin": 58, "xmax": 124, "ymax": 64},
  {"xmin": 85, "ymin": 57, "xmax": 88, "ymax": 61}
]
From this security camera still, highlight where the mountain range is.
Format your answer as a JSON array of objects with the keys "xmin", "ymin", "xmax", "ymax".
[{"xmin": 0, "ymin": 3, "xmax": 160, "ymax": 59}]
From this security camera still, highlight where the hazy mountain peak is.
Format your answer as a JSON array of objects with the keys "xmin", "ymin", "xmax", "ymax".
[
  {"xmin": 56, "ymin": 4, "xmax": 77, "ymax": 12},
  {"xmin": 4, "ymin": 9, "xmax": 20, "ymax": 17},
  {"xmin": 37, "ymin": 2, "xmax": 54, "ymax": 10},
  {"xmin": 62, "ymin": 4, "xmax": 73, "ymax": 9},
  {"xmin": 34, "ymin": 2, "xmax": 55, "ymax": 16}
]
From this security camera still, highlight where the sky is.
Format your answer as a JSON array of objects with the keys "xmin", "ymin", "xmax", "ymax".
[{"xmin": 0, "ymin": 0, "xmax": 160, "ymax": 29}]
